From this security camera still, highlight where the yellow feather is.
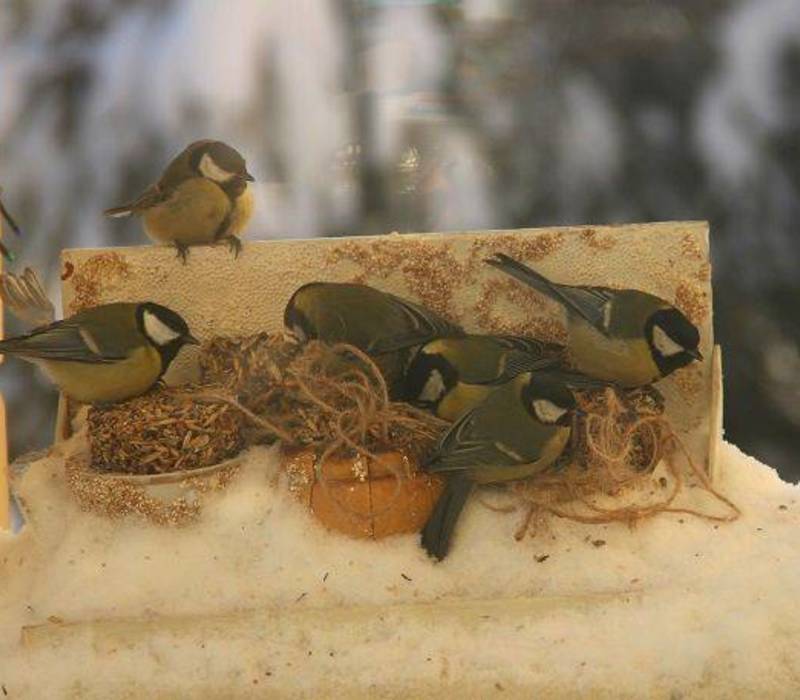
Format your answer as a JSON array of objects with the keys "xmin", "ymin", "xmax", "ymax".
[
  {"xmin": 142, "ymin": 179, "xmax": 231, "ymax": 245},
  {"xmin": 569, "ymin": 317, "xmax": 660, "ymax": 387},
  {"xmin": 36, "ymin": 346, "xmax": 162, "ymax": 403},
  {"xmin": 226, "ymin": 183, "xmax": 254, "ymax": 238}
]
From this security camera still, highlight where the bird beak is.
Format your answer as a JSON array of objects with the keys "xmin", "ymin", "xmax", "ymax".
[
  {"xmin": 244, "ymin": 171, "xmax": 255, "ymax": 182},
  {"xmin": 185, "ymin": 334, "xmax": 201, "ymax": 346},
  {"xmin": 688, "ymin": 348, "xmax": 703, "ymax": 361},
  {"xmin": 574, "ymin": 409, "xmax": 587, "ymax": 419}
]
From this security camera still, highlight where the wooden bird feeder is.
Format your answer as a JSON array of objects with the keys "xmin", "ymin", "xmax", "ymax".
[
  {"xmin": 0, "ymin": 222, "xmax": 724, "ymax": 536},
  {"xmin": 0, "ymin": 222, "xmax": 742, "ymax": 699},
  {"xmin": 52, "ymin": 221, "xmax": 723, "ymax": 479}
]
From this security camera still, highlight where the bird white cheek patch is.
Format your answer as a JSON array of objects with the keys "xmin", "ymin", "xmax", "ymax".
[
  {"xmin": 652, "ymin": 324, "xmax": 686, "ymax": 357},
  {"xmin": 143, "ymin": 310, "xmax": 181, "ymax": 346},
  {"xmin": 418, "ymin": 368, "xmax": 446, "ymax": 403},
  {"xmin": 198, "ymin": 153, "xmax": 236, "ymax": 183},
  {"xmin": 532, "ymin": 399, "xmax": 567, "ymax": 425}
]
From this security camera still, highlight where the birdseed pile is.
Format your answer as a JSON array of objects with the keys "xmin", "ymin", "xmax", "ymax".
[{"xmin": 88, "ymin": 386, "xmax": 246, "ymax": 475}]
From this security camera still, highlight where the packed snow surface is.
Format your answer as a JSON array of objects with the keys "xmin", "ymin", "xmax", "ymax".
[{"xmin": 0, "ymin": 437, "xmax": 798, "ymax": 697}]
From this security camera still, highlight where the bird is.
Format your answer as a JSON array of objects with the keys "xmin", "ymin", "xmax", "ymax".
[
  {"xmin": 0, "ymin": 302, "xmax": 198, "ymax": 404},
  {"xmin": 403, "ymin": 334, "xmax": 614, "ymax": 422},
  {"xmin": 403, "ymin": 334, "xmax": 566, "ymax": 421},
  {"xmin": 420, "ymin": 371, "xmax": 577, "ymax": 560},
  {"xmin": 104, "ymin": 140, "xmax": 255, "ymax": 262},
  {"xmin": 485, "ymin": 252, "xmax": 702, "ymax": 387},
  {"xmin": 284, "ymin": 282, "xmax": 463, "ymax": 395}
]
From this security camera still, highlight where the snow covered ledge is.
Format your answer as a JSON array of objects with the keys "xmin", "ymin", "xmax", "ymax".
[{"xmin": 1, "ymin": 438, "xmax": 798, "ymax": 697}]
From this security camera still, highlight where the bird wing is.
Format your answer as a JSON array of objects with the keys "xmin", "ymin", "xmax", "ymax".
[
  {"xmin": 0, "ymin": 267, "xmax": 56, "ymax": 328},
  {"xmin": 368, "ymin": 296, "xmax": 463, "ymax": 355},
  {"xmin": 104, "ymin": 183, "xmax": 168, "ymax": 217},
  {"xmin": 0, "ymin": 306, "xmax": 139, "ymax": 363},
  {"xmin": 486, "ymin": 253, "xmax": 616, "ymax": 336},
  {"xmin": 488, "ymin": 352, "xmax": 561, "ymax": 385},
  {"xmin": 475, "ymin": 335, "xmax": 565, "ymax": 385},
  {"xmin": 484, "ymin": 335, "xmax": 615, "ymax": 388},
  {"xmin": 551, "ymin": 285, "xmax": 616, "ymax": 334},
  {"xmin": 424, "ymin": 408, "xmax": 514, "ymax": 474}
]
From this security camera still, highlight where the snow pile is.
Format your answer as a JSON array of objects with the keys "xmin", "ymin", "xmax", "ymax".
[{"xmin": 0, "ymin": 436, "xmax": 797, "ymax": 696}]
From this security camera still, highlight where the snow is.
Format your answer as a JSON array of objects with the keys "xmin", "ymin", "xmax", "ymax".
[{"xmin": 0, "ymin": 435, "xmax": 798, "ymax": 696}]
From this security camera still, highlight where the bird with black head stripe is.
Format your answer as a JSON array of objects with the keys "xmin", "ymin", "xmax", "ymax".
[
  {"xmin": 0, "ymin": 302, "xmax": 198, "ymax": 403},
  {"xmin": 105, "ymin": 140, "xmax": 255, "ymax": 262},
  {"xmin": 485, "ymin": 253, "xmax": 702, "ymax": 387},
  {"xmin": 420, "ymin": 371, "xmax": 578, "ymax": 560},
  {"xmin": 284, "ymin": 282, "xmax": 464, "ymax": 396}
]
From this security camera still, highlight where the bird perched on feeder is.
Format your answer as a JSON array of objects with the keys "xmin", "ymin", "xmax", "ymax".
[
  {"xmin": 420, "ymin": 371, "xmax": 577, "ymax": 560},
  {"xmin": 485, "ymin": 253, "xmax": 702, "ymax": 387},
  {"xmin": 105, "ymin": 140, "xmax": 255, "ymax": 262},
  {"xmin": 403, "ymin": 334, "xmax": 566, "ymax": 421},
  {"xmin": 0, "ymin": 302, "xmax": 198, "ymax": 403},
  {"xmin": 284, "ymin": 282, "xmax": 463, "ymax": 395}
]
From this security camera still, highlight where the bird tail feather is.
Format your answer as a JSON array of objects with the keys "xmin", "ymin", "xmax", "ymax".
[
  {"xmin": 485, "ymin": 252, "xmax": 565, "ymax": 304},
  {"xmin": 103, "ymin": 205, "xmax": 133, "ymax": 218},
  {"xmin": 420, "ymin": 474, "xmax": 473, "ymax": 561}
]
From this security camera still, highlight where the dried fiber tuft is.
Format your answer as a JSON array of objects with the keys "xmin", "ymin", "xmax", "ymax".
[{"xmin": 198, "ymin": 335, "xmax": 447, "ymax": 463}]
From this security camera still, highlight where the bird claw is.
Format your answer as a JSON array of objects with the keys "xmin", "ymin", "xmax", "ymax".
[
  {"xmin": 174, "ymin": 243, "xmax": 190, "ymax": 264},
  {"xmin": 224, "ymin": 236, "xmax": 243, "ymax": 259}
]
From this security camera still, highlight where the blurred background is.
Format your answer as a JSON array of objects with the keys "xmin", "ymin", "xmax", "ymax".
[{"xmin": 0, "ymin": 0, "xmax": 797, "ymax": 479}]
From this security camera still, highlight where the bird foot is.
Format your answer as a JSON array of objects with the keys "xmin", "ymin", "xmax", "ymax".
[
  {"xmin": 223, "ymin": 236, "xmax": 243, "ymax": 259},
  {"xmin": 174, "ymin": 242, "xmax": 190, "ymax": 264}
]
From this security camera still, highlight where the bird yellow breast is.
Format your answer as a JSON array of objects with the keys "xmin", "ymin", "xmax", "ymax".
[
  {"xmin": 226, "ymin": 183, "xmax": 254, "ymax": 238},
  {"xmin": 569, "ymin": 317, "xmax": 660, "ymax": 387},
  {"xmin": 37, "ymin": 346, "xmax": 162, "ymax": 403},
  {"xmin": 468, "ymin": 427, "xmax": 571, "ymax": 484},
  {"xmin": 437, "ymin": 383, "xmax": 493, "ymax": 422},
  {"xmin": 143, "ymin": 178, "xmax": 231, "ymax": 245}
]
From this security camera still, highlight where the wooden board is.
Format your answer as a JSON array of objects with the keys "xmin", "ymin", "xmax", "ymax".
[
  {"xmin": 58, "ymin": 222, "xmax": 717, "ymax": 471},
  {"xmin": 708, "ymin": 345, "xmax": 724, "ymax": 483},
  {"xmin": 0, "ymin": 211, "xmax": 7, "ymax": 531}
]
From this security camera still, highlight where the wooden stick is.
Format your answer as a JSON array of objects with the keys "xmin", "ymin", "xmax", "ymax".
[{"xmin": 0, "ymin": 210, "xmax": 8, "ymax": 531}]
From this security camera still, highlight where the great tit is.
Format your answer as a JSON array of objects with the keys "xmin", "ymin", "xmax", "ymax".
[
  {"xmin": 105, "ymin": 140, "xmax": 255, "ymax": 262},
  {"xmin": 485, "ymin": 253, "xmax": 702, "ymax": 387},
  {"xmin": 403, "ymin": 334, "xmax": 614, "ymax": 422},
  {"xmin": 421, "ymin": 371, "xmax": 576, "ymax": 560},
  {"xmin": 403, "ymin": 334, "xmax": 565, "ymax": 421},
  {"xmin": 0, "ymin": 302, "xmax": 198, "ymax": 403},
  {"xmin": 284, "ymin": 282, "xmax": 464, "ymax": 394}
]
